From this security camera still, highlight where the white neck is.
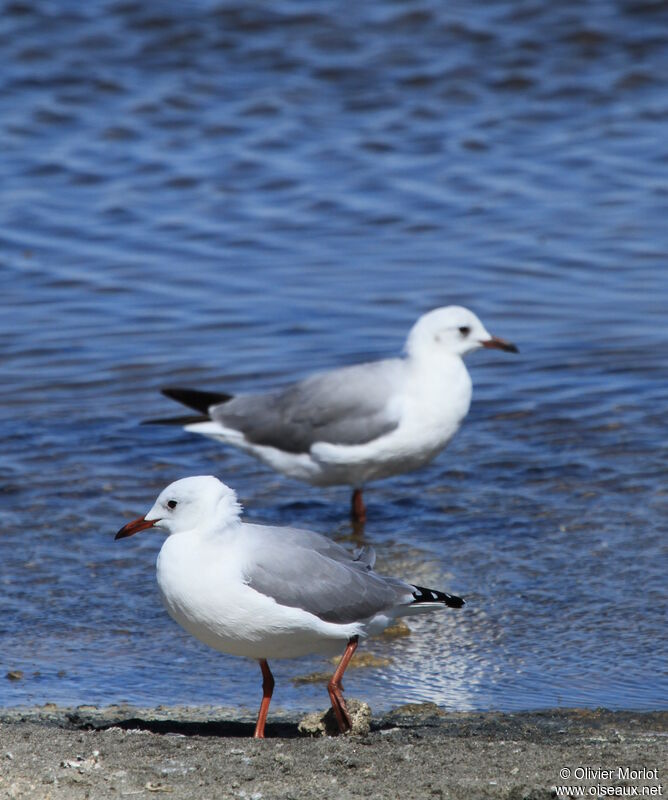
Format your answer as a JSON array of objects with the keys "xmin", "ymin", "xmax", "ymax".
[{"xmin": 405, "ymin": 344, "xmax": 464, "ymax": 373}]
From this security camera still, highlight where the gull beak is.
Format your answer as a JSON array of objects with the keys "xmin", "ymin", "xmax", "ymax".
[
  {"xmin": 481, "ymin": 336, "xmax": 518, "ymax": 354},
  {"xmin": 115, "ymin": 515, "xmax": 158, "ymax": 540}
]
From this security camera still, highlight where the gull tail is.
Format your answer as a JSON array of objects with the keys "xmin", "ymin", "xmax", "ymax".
[
  {"xmin": 142, "ymin": 388, "xmax": 234, "ymax": 426},
  {"xmin": 410, "ymin": 585, "xmax": 464, "ymax": 609},
  {"xmin": 142, "ymin": 413, "xmax": 211, "ymax": 426},
  {"xmin": 161, "ymin": 387, "xmax": 234, "ymax": 413}
]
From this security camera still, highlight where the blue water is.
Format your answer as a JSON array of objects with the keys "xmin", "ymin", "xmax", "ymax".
[{"xmin": 1, "ymin": 0, "xmax": 667, "ymax": 715}]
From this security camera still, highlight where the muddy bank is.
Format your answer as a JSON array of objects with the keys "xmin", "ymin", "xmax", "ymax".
[{"xmin": 0, "ymin": 705, "xmax": 665, "ymax": 799}]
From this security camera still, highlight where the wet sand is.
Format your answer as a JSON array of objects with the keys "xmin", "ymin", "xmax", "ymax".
[{"xmin": 0, "ymin": 704, "xmax": 665, "ymax": 799}]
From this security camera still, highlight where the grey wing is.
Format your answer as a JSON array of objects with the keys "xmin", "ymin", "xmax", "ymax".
[
  {"xmin": 243, "ymin": 526, "xmax": 411, "ymax": 624},
  {"xmin": 259, "ymin": 525, "xmax": 376, "ymax": 567},
  {"xmin": 210, "ymin": 359, "xmax": 405, "ymax": 453}
]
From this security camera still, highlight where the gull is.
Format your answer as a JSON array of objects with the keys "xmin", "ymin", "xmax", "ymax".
[
  {"xmin": 148, "ymin": 306, "xmax": 517, "ymax": 520},
  {"xmin": 115, "ymin": 475, "xmax": 465, "ymax": 738}
]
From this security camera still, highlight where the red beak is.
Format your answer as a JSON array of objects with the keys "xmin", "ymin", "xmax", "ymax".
[
  {"xmin": 115, "ymin": 515, "xmax": 157, "ymax": 540},
  {"xmin": 481, "ymin": 336, "xmax": 518, "ymax": 354}
]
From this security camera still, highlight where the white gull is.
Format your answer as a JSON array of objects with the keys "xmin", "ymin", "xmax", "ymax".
[
  {"xmin": 149, "ymin": 306, "xmax": 517, "ymax": 520},
  {"xmin": 115, "ymin": 475, "xmax": 465, "ymax": 738}
]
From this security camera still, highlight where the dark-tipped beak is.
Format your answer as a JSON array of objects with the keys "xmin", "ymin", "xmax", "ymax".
[
  {"xmin": 481, "ymin": 336, "xmax": 519, "ymax": 354},
  {"xmin": 115, "ymin": 515, "xmax": 157, "ymax": 540}
]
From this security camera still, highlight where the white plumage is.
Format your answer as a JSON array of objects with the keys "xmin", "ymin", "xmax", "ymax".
[
  {"xmin": 116, "ymin": 475, "xmax": 464, "ymax": 737},
  {"xmin": 152, "ymin": 306, "xmax": 517, "ymax": 519}
]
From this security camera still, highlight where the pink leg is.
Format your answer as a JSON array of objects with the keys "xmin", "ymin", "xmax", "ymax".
[
  {"xmin": 351, "ymin": 489, "xmax": 366, "ymax": 522},
  {"xmin": 253, "ymin": 659, "xmax": 275, "ymax": 739},
  {"xmin": 327, "ymin": 636, "xmax": 359, "ymax": 733}
]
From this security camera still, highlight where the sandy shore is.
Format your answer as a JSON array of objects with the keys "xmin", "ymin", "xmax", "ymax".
[{"xmin": 0, "ymin": 704, "xmax": 665, "ymax": 799}]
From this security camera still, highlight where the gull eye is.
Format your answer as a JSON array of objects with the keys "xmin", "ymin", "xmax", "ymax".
[
  {"xmin": 167, "ymin": 500, "xmax": 178, "ymax": 510},
  {"xmin": 458, "ymin": 326, "xmax": 471, "ymax": 336}
]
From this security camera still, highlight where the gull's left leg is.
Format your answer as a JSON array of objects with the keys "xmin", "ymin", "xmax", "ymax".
[
  {"xmin": 351, "ymin": 489, "xmax": 366, "ymax": 522},
  {"xmin": 327, "ymin": 635, "xmax": 359, "ymax": 733},
  {"xmin": 253, "ymin": 659, "xmax": 275, "ymax": 739}
]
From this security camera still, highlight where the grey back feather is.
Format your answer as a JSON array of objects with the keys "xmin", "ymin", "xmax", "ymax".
[
  {"xmin": 241, "ymin": 524, "xmax": 413, "ymax": 624},
  {"xmin": 211, "ymin": 359, "xmax": 405, "ymax": 453}
]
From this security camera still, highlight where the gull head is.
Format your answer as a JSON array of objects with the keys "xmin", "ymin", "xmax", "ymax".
[
  {"xmin": 405, "ymin": 306, "xmax": 518, "ymax": 360},
  {"xmin": 115, "ymin": 475, "xmax": 242, "ymax": 539}
]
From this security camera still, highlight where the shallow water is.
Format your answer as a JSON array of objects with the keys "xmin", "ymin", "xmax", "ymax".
[{"xmin": 1, "ymin": 0, "xmax": 667, "ymax": 713}]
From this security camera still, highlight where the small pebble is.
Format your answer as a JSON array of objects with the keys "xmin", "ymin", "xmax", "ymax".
[{"xmin": 145, "ymin": 782, "xmax": 172, "ymax": 793}]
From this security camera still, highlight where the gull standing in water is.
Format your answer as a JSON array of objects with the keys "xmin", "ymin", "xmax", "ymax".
[
  {"xmin": 115, "ymin": 476, "xmax": 465, "ymax": 738},
  {"xmin": 147, "ymin": 306, "xmax": 517, "ymax": 521}
]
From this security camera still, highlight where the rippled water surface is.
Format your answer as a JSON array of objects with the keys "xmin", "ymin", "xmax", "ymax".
[{"xmin": 1, "ymin": 0, "xmax": 667, "ymax": 713}]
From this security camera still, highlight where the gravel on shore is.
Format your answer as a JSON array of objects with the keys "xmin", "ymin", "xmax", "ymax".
[{"xmin": 0, "ymin": 704, "xmax": 665, "ymax": 799}]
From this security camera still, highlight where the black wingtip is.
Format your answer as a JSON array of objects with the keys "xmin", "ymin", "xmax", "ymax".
[
  {"xmin": 142, "ymin": 414, "xmax": 211, "ymax": 426},
  {"xmin": 411, "ymin": 585, "xmax": 465, "ymax": 609},
  {"xmin": 161, "ymin": 387, "xmax": 233, "ymax": 414},
  {"xmin": 445, "ymin": 593, "xmax": 465, "ymax": 609}
]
